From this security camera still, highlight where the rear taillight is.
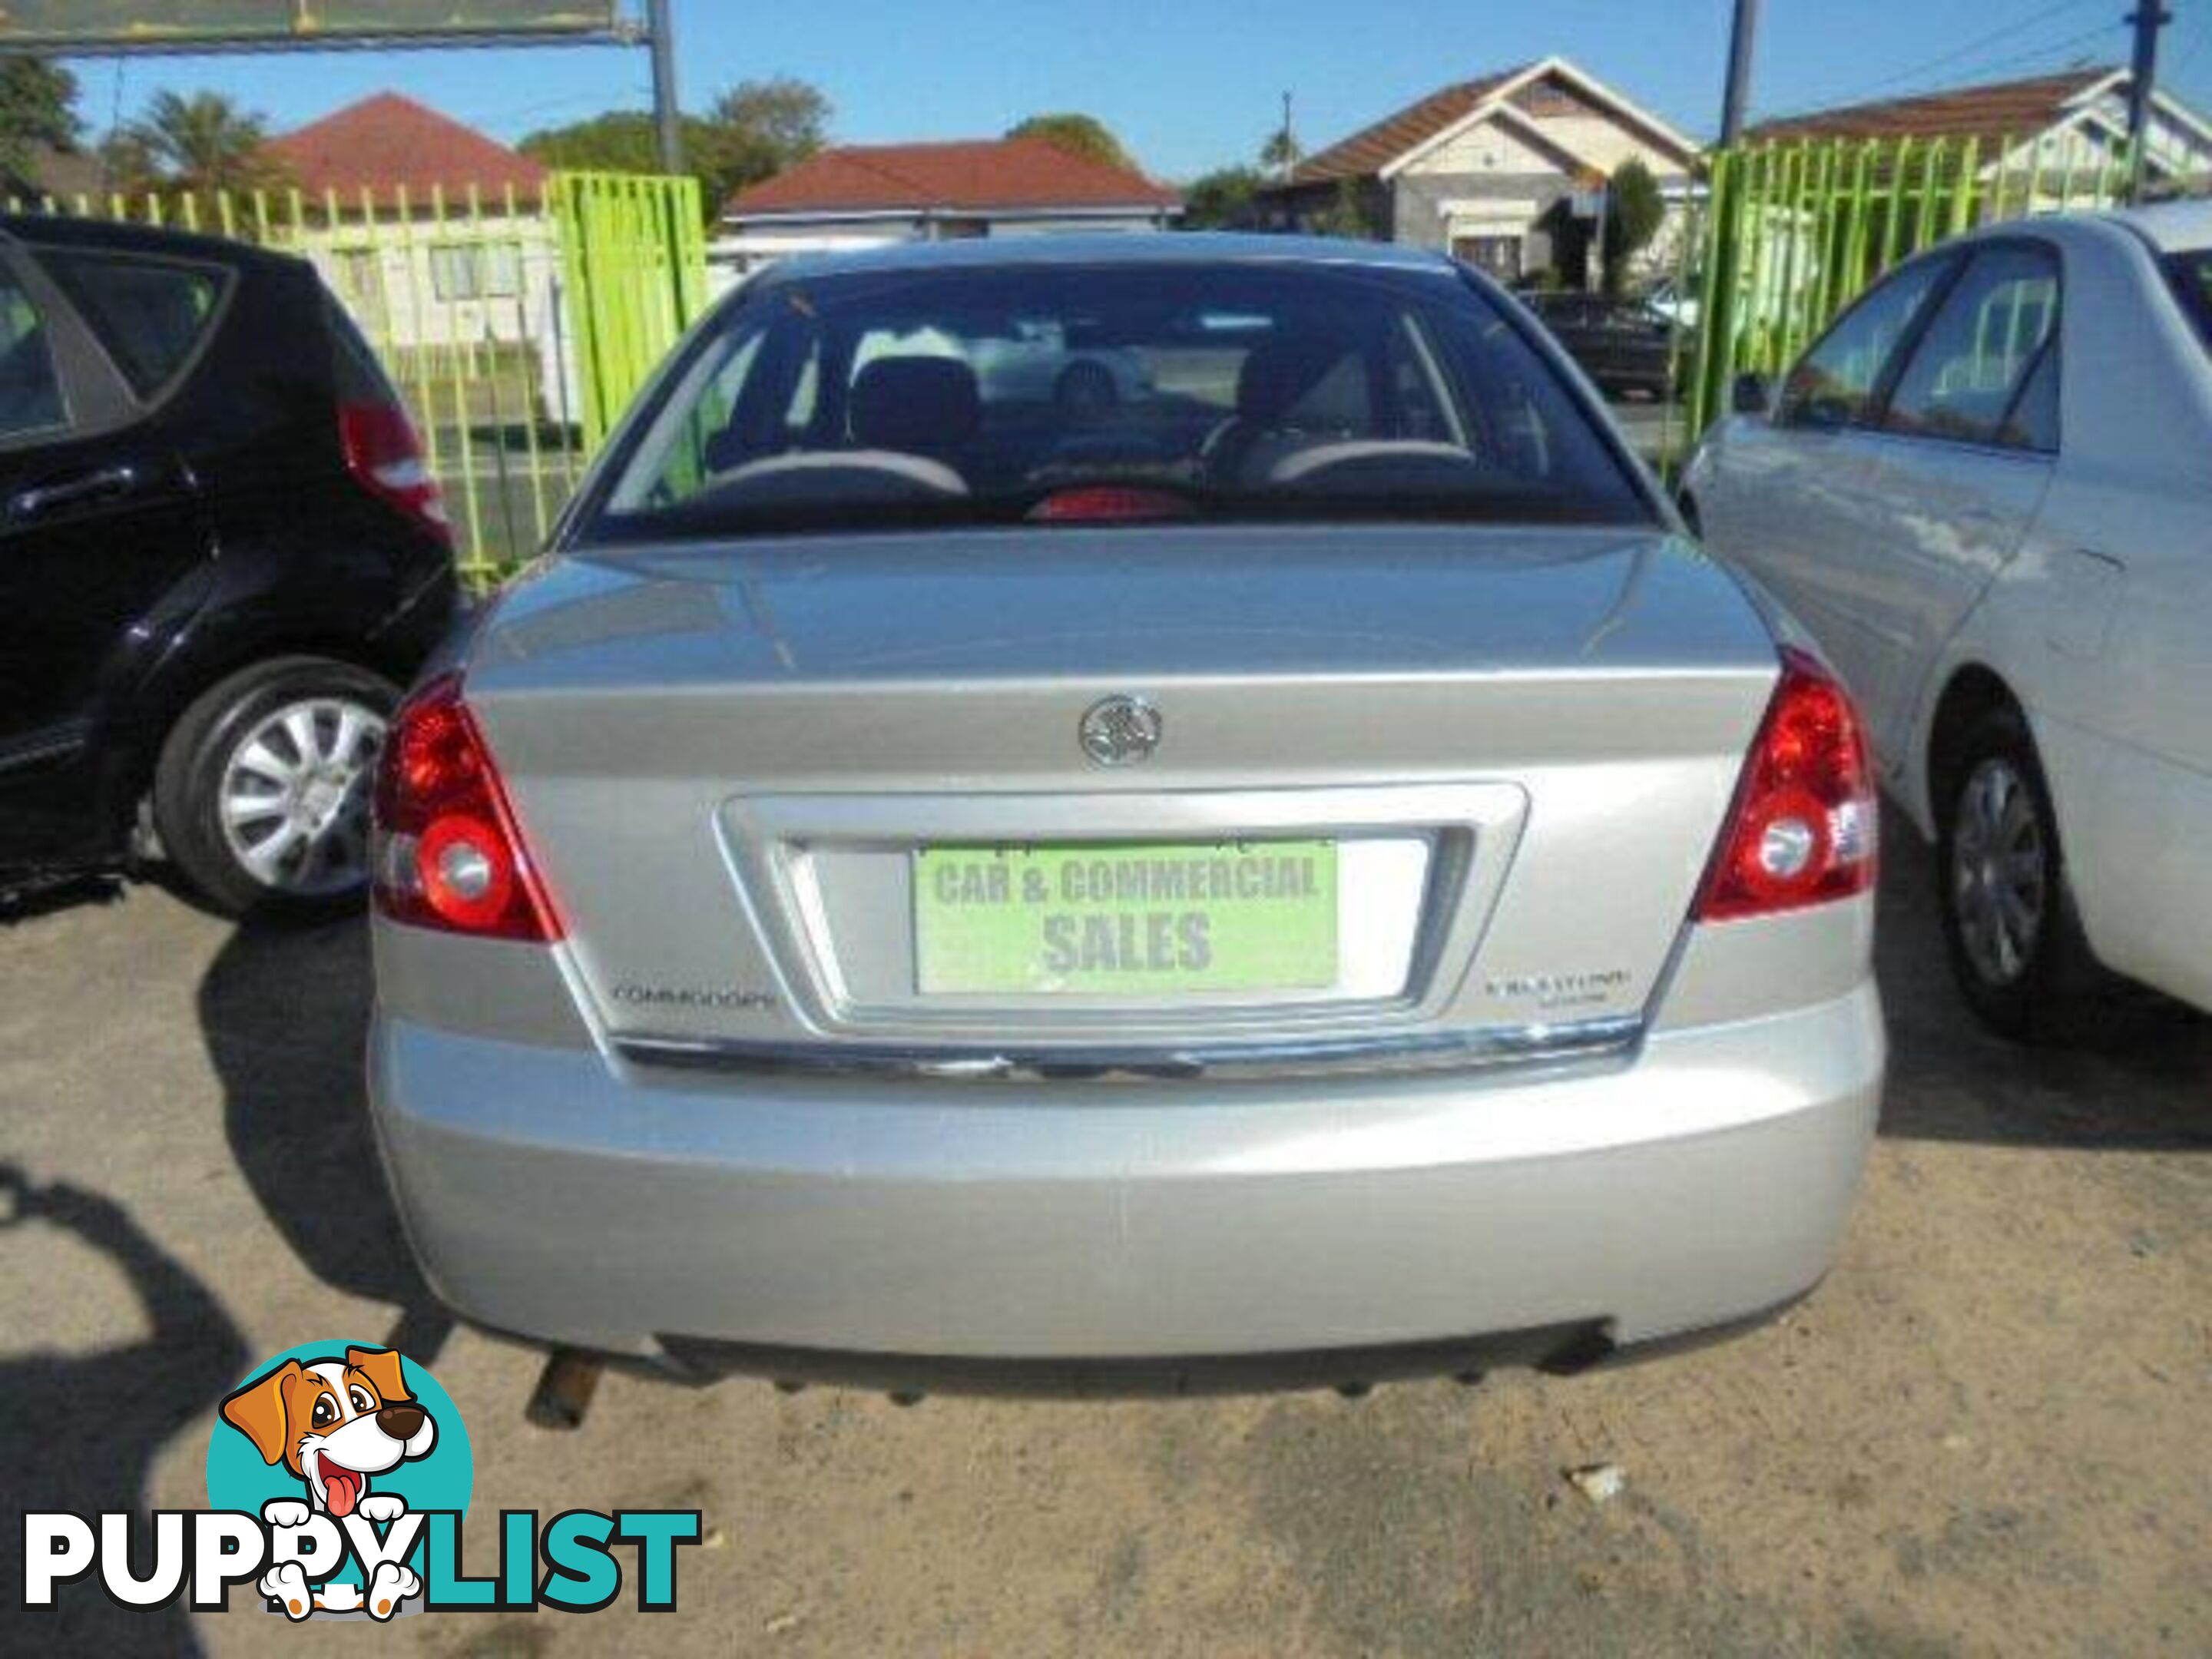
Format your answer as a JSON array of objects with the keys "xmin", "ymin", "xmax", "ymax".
[
  {"xmin": 341, "ymin": 400, "xmax": 452, "ymax": 544},
  {"xmin": 1697, "ymin": 647, "xmax": 1877, "ymax": 922},
  {"xmin": 373, "ymin": 674, "xmax": 561, "ymax": 942}
]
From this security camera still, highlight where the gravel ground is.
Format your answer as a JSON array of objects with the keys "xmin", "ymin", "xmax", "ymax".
[{"xmin": 2, "ymin": 834, "xmax": 2207, "ymax": 1657}]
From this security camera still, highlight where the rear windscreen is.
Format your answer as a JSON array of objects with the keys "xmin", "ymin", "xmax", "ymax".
[
  {"xmin": 39, "ymin": 250, "xmax": 228, "ymax": 399},
  {"xmin": 586, "ymin": 260, "xmax": 1653, "ymax": 542}
]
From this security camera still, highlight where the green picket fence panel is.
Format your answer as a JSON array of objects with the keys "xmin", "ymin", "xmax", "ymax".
[
  {"xmin": 1678, "ymin": 134, "xmax": 2138, "ymax": 445},
  {"xmin": 5, "ymin": 171, "xmax": 707, "ymax": 587}
]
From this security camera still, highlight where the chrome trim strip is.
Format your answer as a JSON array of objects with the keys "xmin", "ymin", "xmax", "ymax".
[{"xmin": 613, "ymin": 1017, "xmax": 1642, "ymax": 1084}]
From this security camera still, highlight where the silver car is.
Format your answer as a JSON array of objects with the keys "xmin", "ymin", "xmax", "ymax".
[
  {"xmin": 1684, "ymin": 204, "xmax": 2212, "ymax": 1038},
  {"xmin": 368, "ymin": 237, "xmax": 1884, "ymax": 1385}
]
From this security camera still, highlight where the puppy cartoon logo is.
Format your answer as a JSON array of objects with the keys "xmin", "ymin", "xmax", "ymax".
[
  {"xmin": 220, "ymin": 1346, "xmax": 438, "ymax": 1618},
  {"xmin": 204, "ymin": 1339, "xmax": 473, "ymax": 1623},
  {"xmin": 24, "ymin": 1337, "xmax": 697, "ymax": 1625},
  {"xmin": 224, "ymin": 1346, "xmax": 438, "ymax": 1523}
]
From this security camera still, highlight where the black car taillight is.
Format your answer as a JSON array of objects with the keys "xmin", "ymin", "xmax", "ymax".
[{"xmin": 341, "ymin": 399, "xmax": 452, "ymax": 546}]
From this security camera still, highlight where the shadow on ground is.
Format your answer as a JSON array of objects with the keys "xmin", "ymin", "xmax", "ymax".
[
  {"xmin": 0, "ymin": 1166, "xmax": 247, "ymax": 1657},
  {"xmin": 1873, "ymin": 815, "xmax": 2212, "ymax": 1153},
  {"xmin": 0, "ymin": 873, "xmax": 127, "ymax": 925},
  {"xmin": 197, "ymin": 916, "xmax": 455, "ymax": 1364}
]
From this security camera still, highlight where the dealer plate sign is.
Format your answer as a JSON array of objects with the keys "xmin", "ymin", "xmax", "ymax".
[{"xmin": 913, "ymin": 841, "xmax": 1339, "ymax": 996}]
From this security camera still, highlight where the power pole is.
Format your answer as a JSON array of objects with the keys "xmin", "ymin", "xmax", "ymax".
[
  {"xmin": 2125, "ymin": 1, "xmax": 2174, "ymax": 200},
  {"xmin": 645, "ymin": 0, "xmax": 683, "ymax": 174},
  {"xmin": 1719, "ymin": 0, "xmax": 1763, "ymax": 147}
]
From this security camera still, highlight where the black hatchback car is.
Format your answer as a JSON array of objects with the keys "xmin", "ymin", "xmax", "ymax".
[
  {"xmin": 1521, "ymin": 290, "xmax": 1677, "ymax": 401},
  {"xmin": 0, "ymin": 216, "xmax": 457, "ymax": 916}
]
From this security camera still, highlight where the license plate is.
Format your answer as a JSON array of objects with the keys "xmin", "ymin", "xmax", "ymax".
[{"xmin": 914, "ymin": 841, "xmax": 1339, "ymax": 996}]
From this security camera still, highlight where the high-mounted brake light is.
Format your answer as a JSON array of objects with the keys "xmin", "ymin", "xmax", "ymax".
[
  {"xmin": 373, "ymin": 674, "xmax": 561, "ymax": 942},
  {"xmin": 342, "ymin": 400, "xmax": 452, "ymax": 545},
  {"xmin": 1026, "ymin": 485, "xmax": 1196, "ymax": 523},
  {"xmin": 1697, "ymin": 647, "xmax": 1876, "ymax": 922}
]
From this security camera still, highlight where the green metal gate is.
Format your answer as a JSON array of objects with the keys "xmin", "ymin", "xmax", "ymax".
[
  {"xmin": 1677, "ymin": 134, "xmax": 2137, "ymax": 443},
  {"xmin": 551, "ymin": 171, "xmax": 708, "ymax": 454}
]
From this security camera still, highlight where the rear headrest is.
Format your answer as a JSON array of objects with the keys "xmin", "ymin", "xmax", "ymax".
[
  {"xmin": 850, "ymin": 356, "xmax": 982, "ymax": 452},
  {"xmin": 1237, "ymin": 333, "xmax": 1354, "ymax": 423}
]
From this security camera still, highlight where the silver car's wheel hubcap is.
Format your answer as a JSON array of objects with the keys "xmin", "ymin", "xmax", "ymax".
[
  {"xmin": 217, "ymin": 696, "xmax": 386, "ymax": 896},
  {"xmin": 1952, "ymin": 756, "xmax": 2047, "ymax": 988}
]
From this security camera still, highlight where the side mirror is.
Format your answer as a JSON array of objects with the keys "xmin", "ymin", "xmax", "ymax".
[{"xmin": 1730, "ymin": 372, "xmax": 1772, "ymax": 416}]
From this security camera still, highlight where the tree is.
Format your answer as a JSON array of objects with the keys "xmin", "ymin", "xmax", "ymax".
[
  {"xmin": 708, "ymin": 77, "xmax": 830, "ymax": 173},
  {"xmin": 0, "ymin": 58, "xmax": 79, "ymax": 188},
  {"xmin": 1181, "ymin": 164, "xmax": 1265, "ymax": 230},
  {"xmin": 1259, "ymin": 124, "xmax": 1302, "ymax": 182},
  {"xmin": 109, "ymin": 90, "xmax": 283, "ymax": 195},
  {"xmin": 694, "ymin": 77, "xmax": 830, "ymax": 207},
  {"xmin": 521, "ymin": 76, "xmax": 830, "ymax": 220},
  {"xmin": 1310, "ymin": 178, "xmax": 1378, "ymax": 240},
  {"xmin": 1005, "ymin": 113, "xmax": 1134, "ymax": 172},
  {"xmin": 518, "ymin": 110, "xmax": 671, "ymax": 175},
  {"xmin": 1601, "ymin": 157, "xmax": 1666, "ymax": 294}
]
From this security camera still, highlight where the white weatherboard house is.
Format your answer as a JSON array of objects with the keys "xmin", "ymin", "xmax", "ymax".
[
  {"xmin": 263, "ymin": 93, "xmax": 558, "ymax": 356},
  {"xmin": 1264, "ymin": 57, "xmax": 1704, "ymax": 282}
]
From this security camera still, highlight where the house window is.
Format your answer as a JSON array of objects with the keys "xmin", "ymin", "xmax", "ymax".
[
  {"xmin": 333, "ymin": 249, "xmax": 389, "ymax": 335},
  {"xmin": 1453, "ymin": 234, "xmax": 1523, "ymax": 281},
  {"xmin": 429, "ymin": 243, "xmax": 522, "ymax": 301}
]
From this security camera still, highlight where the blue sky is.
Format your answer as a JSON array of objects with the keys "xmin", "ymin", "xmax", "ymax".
[{"xmin": 55, "ymin": 0, "xmax": 2212, "ymax": 180}]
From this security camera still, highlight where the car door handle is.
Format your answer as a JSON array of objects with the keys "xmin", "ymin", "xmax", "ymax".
[{"xmin": 10, "ymin": 463, "xmax": 144, "ymax": 521}]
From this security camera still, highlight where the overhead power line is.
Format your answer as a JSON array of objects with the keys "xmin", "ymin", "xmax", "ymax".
[{"xmin": 1754, "ymin": 0, "xmax": 2114, "ymax": 123}]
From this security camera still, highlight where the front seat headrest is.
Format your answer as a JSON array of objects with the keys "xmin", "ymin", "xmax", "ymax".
[
  {"xmin": 1236, "ymin": 333, "xmax": 1354, "ymax": 425},
  {"xmin": 850, "ymin": 356, "xmax": 982, "ymax": 453}
]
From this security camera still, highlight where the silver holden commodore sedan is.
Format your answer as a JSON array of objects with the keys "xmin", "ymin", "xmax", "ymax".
[{"xmin": 367, "ymin": 235, "xmax": 1885, "ymax": 1386}]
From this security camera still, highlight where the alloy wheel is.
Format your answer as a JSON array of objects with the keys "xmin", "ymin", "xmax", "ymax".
[
  {"xmin": 1950, "ymin": 755, "xmax": 2048, "ymax": 988},
  {"xmin": 216, "ymin": 697, "xmax": 386, "ymax": 896}
]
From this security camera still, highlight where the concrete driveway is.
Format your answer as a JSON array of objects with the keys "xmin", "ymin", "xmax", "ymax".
[{"xmin": 2, "ymin": 838, "xmax": 2207, "ymax": 1657}]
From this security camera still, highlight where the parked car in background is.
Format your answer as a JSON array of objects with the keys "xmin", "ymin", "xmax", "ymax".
[
  {"xmin": 1642, "ymin": 276, "xmax": 1701, "ymax": 332},
  {"xmin": 369, "ymin": 236, "xmax": 1883, "ymax": 1386},
  {"xmin": 0, "ymin": 216, "xmax": 457, "ymax": 917},
  {"xmin": 1682, "ymin": 203, "xmax": 2212, "ymax": 1037},
  {"xmin": 853, "ymin": 317, "xmax": 1154, "ymax": 411},
  {"xmin": 1521, "ymin": 290, "xmax": 1677, "ymax": 400}
]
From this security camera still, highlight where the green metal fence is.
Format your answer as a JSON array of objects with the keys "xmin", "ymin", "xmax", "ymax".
[
  {"xmin": 1678, "ymin": 134, "xmax": 2137, "ymax": 442},
  {"xmin": 5, "ymin": 170, "xmax": 707, "ymax": 584},
  {"xmin": 551, "ymin": 171, "xmax": 708, "ymax": 452}
]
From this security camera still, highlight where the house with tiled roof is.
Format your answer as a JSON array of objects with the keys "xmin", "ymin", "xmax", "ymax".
[
  {"xmin": 1263, "ymin": 57, "xmax": 1700, "ymax": 282},
  {"xmin": 265, "ymin": 91, "xmax": 548, "ymax": 209},
  {"xmin": 719, "ymin": 137, "xmax": 1181, "ymax": 274},
  {"xmin": 261, "ymin": 92, "xmax": 558, "ymax": 359},
  {"xmin": 1746, "ymin": 68, "xmax": 2212, "ymax": 192}
]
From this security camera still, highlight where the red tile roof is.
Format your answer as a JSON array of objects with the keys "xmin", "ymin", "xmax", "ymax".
[
  {"xmin": 725, "ymin": 137, "xmax": 1181, "ymax": 219},
  {"xmin": 265, "ymin": 92, "xmax": 548, "ymax": 207},
  {"xmin": 1291, "ymin": 68, "xmax": 1528, "ymax": 185},
  {"xmin": 1745, "ymin": 68, "xmax": 2118, "ymax": 148}
]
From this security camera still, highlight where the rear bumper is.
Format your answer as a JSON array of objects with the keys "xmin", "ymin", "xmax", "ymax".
[{"xmin": 368, "ymin": 979, "xmax": 1883, "ymax": 1366}]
